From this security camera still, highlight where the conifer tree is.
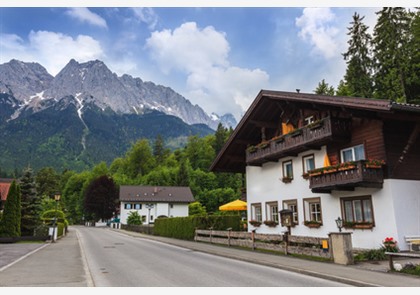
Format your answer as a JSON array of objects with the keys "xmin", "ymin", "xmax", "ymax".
[
  {"xmin": 314, "ymin": 79, "xmax": 335, "ymax": 95},
  {"xmin": 20, "ymin": 166, "xmax": 42, "ymax": 236},
  {"xmin": 406, "ymin": 9, "xmax": 420, "ymax": 104},
  {"xmin": 372, "ymin": 7, "xmax": 411, "ymax": 102},
  {"xmin": 342, "ymin": 13, "xmax": 373, "ymax": 98},
  {"xmin": 0, "ymin": 180, "xmax": 21, "ymax": 237}
]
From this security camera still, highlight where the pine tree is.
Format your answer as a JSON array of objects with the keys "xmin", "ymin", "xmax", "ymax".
[
  {"xmin": 372, "ymin": 7, "xmax": 411, "ymax": 102},
  {"xmin": 0, "ymin": 180, "xmax": 21, "ymax": 237},
  {"xmin": 213, "ymin": 123, "xmax": 229, "ymax": 155},
  {"xmin": 314, "ymin": 79, "xmax": 335, "ymax": 95},
  {"xmin": 342, "ymin": 13, "xmax": 373, "ymax": 98},
  {"xmin": 406, "ymin": 9, "xmax": 420, "ymax": 104},
  {"xmin": 20, "ymin": 166, "xmax": 42, "ymax": 236}
]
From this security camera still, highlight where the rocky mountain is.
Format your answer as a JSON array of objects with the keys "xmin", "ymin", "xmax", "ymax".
[
  {"xmin": 0, "ymin": 59, "xmax": 236, "ymax": 129},
  {"xmin": 0, "ymin": 59, "xmax": 235, "ymax": 174}
]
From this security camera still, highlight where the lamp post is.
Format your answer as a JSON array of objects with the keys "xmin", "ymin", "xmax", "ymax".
[
  {"xmin": 335, "ymin": 216, "xmax": 343, "ymax": 232},
  {"xmin": 51, "ymin": 193, "xmax": 61, "ymax": 243}
]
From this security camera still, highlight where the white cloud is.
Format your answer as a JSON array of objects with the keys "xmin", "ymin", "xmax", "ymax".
[
  {"xmin": 145, "ymin": 22, "xmax": 269, "ymax": 119},
  {"xmin": 131, "ymin": 8, "xmax": 158, "ymax": 30},
  {"xmin": 0, "ymin": 31, "xmax": 104, "ymax": 76},
  {"xmin": 295, "ymin": 8, "xmax": 340, "ymax": 59},
  {"xmin": 65, "ymin": 8, "xmax": 107, "ymax": 29}
]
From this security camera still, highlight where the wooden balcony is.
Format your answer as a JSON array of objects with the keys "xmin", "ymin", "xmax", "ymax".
[
  {"xmin": 246, "ymin": 117, "xmax": 351, "ymax": 166},
  {"xmin": 309, "ymin": 160, "xmax": 384, "ymax": 193}
]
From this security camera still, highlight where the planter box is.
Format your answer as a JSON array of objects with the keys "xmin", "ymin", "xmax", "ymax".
[{"xmin": 305, "ymin": 223, "xmax": 322, "ymax": 228}]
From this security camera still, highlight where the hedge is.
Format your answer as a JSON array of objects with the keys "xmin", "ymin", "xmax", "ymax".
[{"xmin": 153, "ymin": 215, "xmax": 242, "ymax": 240}]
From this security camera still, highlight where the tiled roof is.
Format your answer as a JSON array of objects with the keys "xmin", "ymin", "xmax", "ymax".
[
  {"xmin": 119, "ymin": 185, "xmax": 195, "ymax": 203},
  {"xmin": 0, "ymin": 179, "xmax": 14, "ymax": 202}
]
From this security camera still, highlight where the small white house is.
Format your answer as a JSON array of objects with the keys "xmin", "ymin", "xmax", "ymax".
[{"xmin": 119, "ymin": 185, "xmax": 195, "ymax": 224}]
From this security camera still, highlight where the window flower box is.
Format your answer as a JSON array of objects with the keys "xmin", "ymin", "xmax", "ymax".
[
  {"xmin": 281, "ymin": 176, "xmax": 293, "ymax": 183},
  {"xmin": 304, "ymin": 220, "xmax": 322, "ymax": 228},
  {"xmin": 365, "ymin": 159, "xmax": 385, "ymax": 169},
  {"xmin": 263, "ymin": 220, "xmax": 278, "ymax": 227},
  {"xmin": 343, "ymin": 221, "xmax": 373, "ymax": 229},
  {"xmin": 249, "ymin": 220, "xmax": 261, "ymax": 227},
  {"xmin": 302, "ymin": 173, "xmax": 310, "ymax": 180}
]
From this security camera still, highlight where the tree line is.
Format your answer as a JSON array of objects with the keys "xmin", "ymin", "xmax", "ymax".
[
  {"xmin": 0, "ymin": 123, "xmax": 242, "ymax": 237},
  {"xmin": 315, "ymin": 7, "xmax": 420, "ymax": 104}
]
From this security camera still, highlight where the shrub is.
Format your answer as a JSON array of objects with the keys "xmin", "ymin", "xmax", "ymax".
[{"xmin": 127, "ymin": 211, "xmax": 142, "ymax": 225}]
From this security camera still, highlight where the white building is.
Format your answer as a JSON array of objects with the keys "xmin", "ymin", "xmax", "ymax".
[
  {"xmin": 119, "ymin": 186, "xmax": 195, "ymax": 224},
  {"xmin": 210, "ymin": 90, "xmax": 420, "ymax": 251}
]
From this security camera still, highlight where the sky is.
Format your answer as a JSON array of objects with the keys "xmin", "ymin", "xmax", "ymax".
[{"xmin": 0, "ymin": 2, "xmax": 414, "ymax": 122}]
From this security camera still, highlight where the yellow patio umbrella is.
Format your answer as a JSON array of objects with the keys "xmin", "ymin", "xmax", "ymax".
[
  {"xmin": 219, "ymin": 199, "xmax": 247, "ymax": 211},
  {"xmin": 323, "ymin": 154, "xmax": 331, "ymax": 167}
]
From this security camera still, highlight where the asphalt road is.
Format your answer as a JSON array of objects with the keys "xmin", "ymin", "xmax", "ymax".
[{"xmin": 77, "ymin": 226, "xmax": 350, "ymax": 287}]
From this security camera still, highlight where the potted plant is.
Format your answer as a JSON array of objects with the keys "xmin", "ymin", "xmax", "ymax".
[
  {"xmin": 304, "ymin": 220, "xmax": 322, "ymax": 228},
  {"xmin": 263, "ymin": 220, "xmax": 278, "ymax": 227},
  {"xmin": 249, "ymin": 220, "xmax": 262, "ymax": 227},
  {"xmin": 338, "ymin": 161, "xmax": 356, "ymax": 171},
  {"xmin": 365, "ymin": 159, "xmax": 385, "ymax": 169}
]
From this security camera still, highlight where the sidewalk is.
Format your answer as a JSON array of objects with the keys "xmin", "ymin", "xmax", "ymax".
[{"xmin": 1, "ymin": 226, "xmax": 419, "ymax": 287}]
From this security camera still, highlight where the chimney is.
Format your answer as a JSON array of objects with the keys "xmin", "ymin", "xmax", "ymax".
[{"xmin": 296, "ymin": 89, "xmax": 300, "ymax": 93}]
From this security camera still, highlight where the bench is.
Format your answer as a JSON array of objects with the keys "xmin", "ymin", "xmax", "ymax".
[{"xmin": 385, "ymin": 251, "xmax": 420, "ymax": 271}]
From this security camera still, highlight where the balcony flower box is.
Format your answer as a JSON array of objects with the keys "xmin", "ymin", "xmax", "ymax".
[
  {"xmin": 289, "ymin": 129, "xmax": 303, "ymax": 137},
  {"xmin": 302, "ymin": 173, "xmax": 310, "ymax": 180},
  {"xmin": 365, "ymin": 159, "xmax": 385, "ymax": 169}
]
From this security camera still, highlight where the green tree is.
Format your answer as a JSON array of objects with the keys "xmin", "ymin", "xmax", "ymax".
[
  {"xmin": 197, "ymin": 187, "xmax": 239, "ymax": 214},
  {"xmin": 314, "ymin": 79, "xmax": 335, "ymax": 95},
  {"xmin": 36, "ymin": 167, "xmax": 60, "ymax": 199},
  {"xmin": 213, "ymin": 123, "xmax": 229, "ymax": 155},
  {"xmin": 406, "ymin": 9, "xmax": 420, "ymax": 104},
  {"xmin": 83, "ymin": 175, "xmax": 119, "ymax": 222},
  {"xmin": 372, "ymin": 7, "xmax": 411, "ymax": 102},
  {"xmin": 62, "ymin": 171, "xmax": 90, "ymax": 225},
  {"xmin": 124, "ymin": 139, "xmax": 156, "ymax": 179},
  {"xmin": 342, "ymin": 13, "xmax": 373, "ymax": 98},
  {"xmin": 126, "ymin": 211, "xmax": 142, "ymax": 225},
  {"xmin": 153, "ymin": 134, "xmax": 170, "ymax": 164},
  {"xmin": 20, "ymin": 166, "xmax": 42, "ymax": 236},
  {"xmin": 188, "ymin": 201, "xmax": 207, "ymax": 216},
  {"xmin": 0, "ymin": 180, "xmax": 21, "ymax": 237}
]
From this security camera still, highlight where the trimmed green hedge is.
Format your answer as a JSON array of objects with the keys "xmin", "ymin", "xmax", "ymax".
[{"xmin": 153, "ymin": 215, "xmax": 242, "ymax": 240}]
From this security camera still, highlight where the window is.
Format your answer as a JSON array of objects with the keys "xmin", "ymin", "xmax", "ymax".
[
  {"xmin": 266, "ymin": 202, "xmax": 279, "ymax": 223},
  {"xmin": 251, "ymin": 203, "xmax": 262, "ymax": 222},
  {"xmin": 341, "ymin": 196, "xmax": 374, "ymax": 224},
  {"xmin": 303, "ymin": 197, "xmax": 322, "ymax": 223},
  {"xmin": 134, "ymin": 204, "xmax": 142, "ymax": 210},
  {"xmin": 302, "ymin": 154, "xmax": 315, "ymax": 174},
  {"xmin": 124, "ymin": 203, "xmax": 132, "ymax": 209},
  {"xmin": 282, "ymin": 160, "xmax": 293, "ymax": 179},
  {"xmin": 283, "ymin": 199, "xmax": 298, "ymax": 225},
  {"xmin": 341, "ymin": 144, "xmax": 365, "ymax": 162},
  {"xmin": 141, "ymin": 215, "xmax": 146, "ymax": 222}
]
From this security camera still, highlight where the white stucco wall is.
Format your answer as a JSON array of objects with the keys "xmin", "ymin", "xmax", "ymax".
[
  {"xmin": 246, "ymin": 147, "xmax": 420, "ymax": 251},
  {"xmin": 120, "ymin": 202, "xmax": 190, "ymax": 224}
]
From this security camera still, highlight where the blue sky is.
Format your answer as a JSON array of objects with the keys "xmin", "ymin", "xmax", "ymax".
[{"xmin": 0, "ymin": 3, "xmax": 410, "ymax": 121}]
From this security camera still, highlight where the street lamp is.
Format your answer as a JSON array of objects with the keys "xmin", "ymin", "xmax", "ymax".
[
  {"xmin": 335, "ymin": 217, "xmax": 343, "ymax": 232},
  {"xmin": 51, "ymin": 193, "xmax": 61, "ymax": 243}
]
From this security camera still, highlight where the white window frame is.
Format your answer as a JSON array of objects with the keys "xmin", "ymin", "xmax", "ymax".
[
  {"xmin": 282, "ymin": 160, "xmax": 293, "ymax": 179},
  {"xmin": 340, "ymin": 144, "xmax": 365, "ymax": 162},
  {"xmin": 302, "ymin": 154, "xmax": 315, "ymax": 174},
  {"xmin": 303, "ymin": 197, "xmax": 322, "ymax": 223},
  {"xmin": 251, "ymin": 203, "xmax": 262, "ymax": 222},
  {"xmin": 266, "ymin": 202, "xmax": 279, "ymax": 223}
]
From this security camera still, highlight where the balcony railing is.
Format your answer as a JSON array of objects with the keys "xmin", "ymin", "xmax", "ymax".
[
  {"xmin": 309, "ymin": 160, "xmax": 384, "ymax": 193},
  {"xmin": 246, "ymin": 116, "xmax": 351, "ymax": 166}
]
